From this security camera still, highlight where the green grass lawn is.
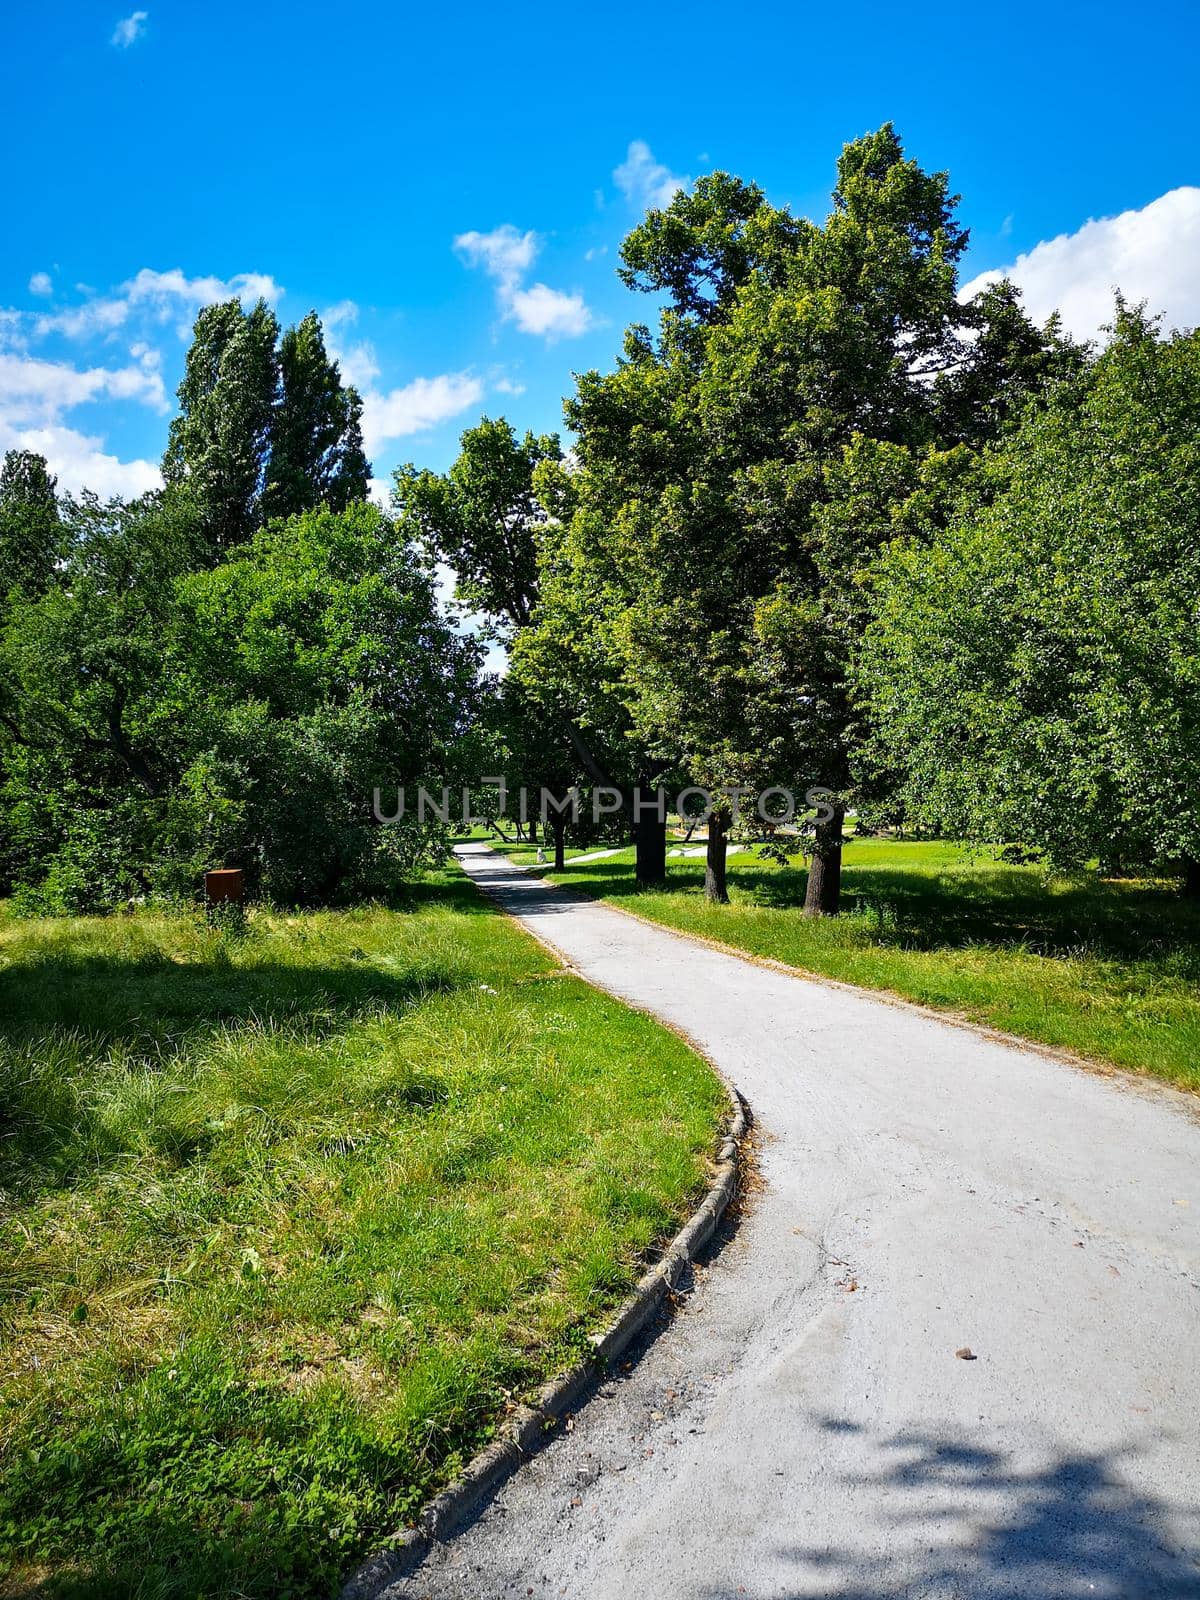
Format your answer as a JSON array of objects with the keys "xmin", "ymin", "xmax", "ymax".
[
  {"xmin": 484, "ymin": 833, "xmax": 1200, "ymax": 1093},
  {"xmin": 0, "ymin": 873, "xmax": 724, "ymax": 1600}
]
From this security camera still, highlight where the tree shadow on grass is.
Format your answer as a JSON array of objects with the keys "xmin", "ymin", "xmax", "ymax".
[
  {"xmin": 559, "ymin": 855, "xmax": 1200, "ymax": 968},
  {"xmin": 394, "ymin": 872, "xmax": 507, "ymax": 916},
  {"xmin": 704, "ymin": 1419, "xmax": 1200, "ymax": 1599},
  {"xmin": 0, "ymin": 876, "xmax": 503, "ymax": 1199},
  {"xmin": 0, "ymin": 874, "xmax": 504, "ymax": 1049},
  {"xmin": 0, "ymin": 949, "xmax": 458, "ymax": 1049}
]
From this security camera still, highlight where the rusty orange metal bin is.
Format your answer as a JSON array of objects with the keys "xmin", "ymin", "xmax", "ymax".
[{"xmin": 204, "ymin": 868, "xmax": 245, "ymax": 904}]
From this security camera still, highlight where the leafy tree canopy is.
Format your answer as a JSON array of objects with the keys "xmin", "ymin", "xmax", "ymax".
[
  {"xmin": 395, "ymin": 417, "xmax": 562, "ymax": 633},
  {"xmin": 857, "ymin": 306, "xmax": 1200, "ymax": 883},
  {"xmin": 533, "ymin": 124, "xmax": 1064, "ymax": 905}
]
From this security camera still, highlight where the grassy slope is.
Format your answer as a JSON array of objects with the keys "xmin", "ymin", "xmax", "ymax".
[
  {"xmin": 485, "ymin": 835, "xmax": 1200, "ymax": 1093},
  {"xmin": 0, "ymin": 873, "xmax": 723, "ymax": 1600}
]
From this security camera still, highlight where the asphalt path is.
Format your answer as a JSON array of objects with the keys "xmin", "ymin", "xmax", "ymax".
[{"xmin": 383, "ymin": 844, "xmax": 1200, "ymax": 1600}]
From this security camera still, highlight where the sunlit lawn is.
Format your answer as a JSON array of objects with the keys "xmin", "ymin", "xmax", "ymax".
[
  {"xmin": 0, "ymin": 873, "xmax": 723, "ymax": 1599},
  {"xmin": 484, "ymin": 833, "xmax": 1200, "ymax": 1092}
]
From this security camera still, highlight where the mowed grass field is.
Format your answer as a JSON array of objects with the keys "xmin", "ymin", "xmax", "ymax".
[
  {"xmin": 0, "ymin": 873, "xmax": 724, "ymax": 1599},
  {"xmin": 485, "ymin": 833, "xmax": 1200, "ymax": 1092}
]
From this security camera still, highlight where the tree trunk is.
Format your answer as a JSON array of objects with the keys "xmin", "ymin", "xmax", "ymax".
[
  {"xmin": 705, "ymin": 811, "xmax": 729, "ymax": 903},
  {"xmin": 550, "ymin": 813, "xmax": 566, "ymax": 871},
  {"xmin": 1182, "ymin": 855, "xmax": 1200, "ymax": 898},
  {"xmin": 804, "ymin": 804, "xmax": 845, "ymax": 917},
  {"xmin": 634, "ymin": 782, "xmax": 667, "ymax": 887}
]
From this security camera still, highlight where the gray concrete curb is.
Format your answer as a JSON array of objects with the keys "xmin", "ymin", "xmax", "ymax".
[{"xmin": 340, "ymin": 1085, "xmax": 747, "ymax": 1600}]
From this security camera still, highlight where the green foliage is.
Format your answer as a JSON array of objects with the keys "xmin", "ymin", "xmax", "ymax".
[
  {"xmin": 0, "ymin": 497, "xmax": 478, "ymax": 911},
  {"xmin": 858, "ymin": 307, "xmax": 1200, "ymax": 879},
  {"xmin": 264, "ymin": 311, "xmax": 369, "ymax": 522},
  {"xmin": 935, "ymin": 279, "xmax": 1086, "ymax": 447},
  {"xmin": 0, "ymin": 491, "xmax": 204, "ymax": 906},
  {"xmin": 514, "ymin": 124, "xmax": 1102, "ymax": 911},
  {"xmin": 534, "ymin": 127, "xmax": 990, "ymax": 837},
  {"xmin": 0, "ymin": 450, "xmax": 62, "ymax": 598},
  {"xmin": 395, "ymin": 416, "xmax": 562, "ymax": 632},
  {"xmin": 162, "ymin": 299, "xmax": 369, "ymax": 551},
  {"xmin": 617, "ymin": 170, "xmax": 807, "ymax": 324},
  {"xmin": 175, "ymin": 501, "xmax": 481, "ymax": 902},
  {"xmin": 163, "ymin": 298, "xmax": 281, "ymax": 549}
]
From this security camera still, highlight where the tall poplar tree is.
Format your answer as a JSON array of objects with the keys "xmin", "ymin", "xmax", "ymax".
[
  {"xmin": 263, "ymin": 311, "xmax": 369, "ymax": 520},
  {"xmin": 0, "ymin": 450, "xmax": 61, "ymax": 597},
  {"xmin": 163, "ymin": 301, "xmax": 370, "ymax": 550},
  {"xmin": 162, "ymin": 298, "xmax": 280, "ymax": 549}
]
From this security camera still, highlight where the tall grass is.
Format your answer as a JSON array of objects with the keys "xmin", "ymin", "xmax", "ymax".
[{"xmin": 0, "ymin": 878, "xmax": 723, "ymax": 1598}]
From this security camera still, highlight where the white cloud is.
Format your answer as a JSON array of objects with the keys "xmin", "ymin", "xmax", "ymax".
[
  {"xmin": 360, "ymin": 372, "xmax": 484, "ymax": 452},
  {"xmin": 508, "ymin": 283, "xmax": 593, "ymax": 340},
  {"xmin": 0, "ymin": 422, "xmax": 160, "ymax": 499},
  {"xmin": 454, "ymin": 224, "xmax": 594, "ymax": 341},
  {"xmin": 0, "ymin": 351, "xmax": 167, "ymax": 424},
  {"xmin": 0, "ymin": 346, "xmax": 168, "ymax": 504},
  {"xmin": 960, "ymin": 187, "xmax": 1200, "ymax": 343},
  {"xmin": 34, "ymin": 267, "xmax": 284, "ymax": 342},
  {"xmin": 493, "ymin": 377, "xmax": 526, "ymax": 396},
  {"xmin": 320, "ymin": 299, "xmax": 380, "ymax": 389},
  {"xmin": 454, "ymin": 226, "xmax": 539, "ymax": 290},
  {"xmin": 0, "ymin": 263, "xmax": 286, "ymax": 504},
  {"xmin": 367, "ymin": 476, "xmax": 393, "ymax": 511},
  {"xmin": 28, "ymin": 272, "xmax": 53, "ymax": 297},
  {"xmin": 125, "ymin": 266, "xmax": 282, "ymax": 310},
  {"xmin": 111, "ymin": 10, "xmax": 148, "ymax": 47},
  {"xmin": 614, "ymin": 141, "xmax": 691, "ymax": 212}
]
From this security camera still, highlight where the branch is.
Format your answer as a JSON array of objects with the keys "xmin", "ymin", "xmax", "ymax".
[{"xmin": 564, "ymin": 717, "xmax": 619, "ymax": 793}]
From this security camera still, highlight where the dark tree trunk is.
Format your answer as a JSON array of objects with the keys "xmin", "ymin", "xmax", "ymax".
[
  {"xmin": 635, "ymin": 781, "xmax": 667, "ymax": 887},
  {"xmin": 550, "ymin": 813, "xmax": 566, "ymax": 871},
  {"xmin": 804, "ymin": 804, "xmax": 845, "ymax": 917},
  {"xmin": 1182, "ymin": 855, "xmax": 1200, "ymax": 898},
  {"xmin": 705, "ymin": 811, "xmax": 729, "ymax": 904}
]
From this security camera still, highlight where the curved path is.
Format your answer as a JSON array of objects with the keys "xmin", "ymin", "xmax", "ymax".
[{"xmin": 385, "ymin": 845, "xmax": 1200, "ymax": 1599}]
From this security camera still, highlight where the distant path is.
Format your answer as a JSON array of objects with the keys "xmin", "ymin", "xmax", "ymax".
[{"xmin": 386, "ymin": 844, "xmax": 1200, "ymax": 1599}]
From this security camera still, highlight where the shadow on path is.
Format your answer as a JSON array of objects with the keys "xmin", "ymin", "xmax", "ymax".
[{"xmin": 718, "ymin": 1420, "xmax": 1200, "ymax": 1600}]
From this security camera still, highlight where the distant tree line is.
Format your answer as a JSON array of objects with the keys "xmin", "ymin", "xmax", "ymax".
[{"xmin": 3, "ymin": 124, "xmax": 1198, "ymax": 914}]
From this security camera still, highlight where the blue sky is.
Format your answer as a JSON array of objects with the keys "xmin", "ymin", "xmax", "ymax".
[{"xmin": 2, "ymin": 0, "xmax": 1198, "ymax": 500}]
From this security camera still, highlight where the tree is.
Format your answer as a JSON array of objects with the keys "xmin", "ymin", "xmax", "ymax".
[
  {"xmin": 0, "ymin": 491, "xmax": 203, "ymax": 907},
  {"xmin": 857, "ymin": 306, "xmax": 1200, "ymax": 892},
  {"xmin": 0, "ymin": 493, "xmax": 478, "ymax": 911},
  {"xmin": 396, "ymin": 417, "xmax": 561, "ymax": 633},
  {"xmin": 0, "ymin": 450, "xmax": 61, "ymax": 597},
  {"xmin": 934, "ymin": 279, "xmax": 1085, "ymax": 447},
  {"xmin": 617, "ymin": 171, "xmax": 807, "ymax": 325},
  {"xmin": 175, "ymin": 501, "xmax": 480, "ymax": 903},
  {"xmin": 162, "ymin": 298, "xmax": 280, "ymax": 549},
  {"xmin": 162, "ymin": 300, "xmax": 370, "ymax": 552},
  {"xmin": 263, "ymin": 311, "xmax": 369, "ymax": 521},
  {"xmin": 550, "ymin": 126, "xmax": 1096, "ymax": 910},
  {"xmin": 397, "ymin": 419, "xmax": 614, "ymax": 840},
  {"xmin": 549, "ymin": 125, "xmax": 984, "ymax": 909},
  {"xmin": 470, "ymin": 673, "xmax": 584, "ymax": 866}
]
